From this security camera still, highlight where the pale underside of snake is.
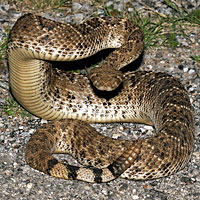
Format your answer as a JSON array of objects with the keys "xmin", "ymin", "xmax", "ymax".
[{"xmin": 7, "ymin": 13, "xmax": 194, "ymax": 183}]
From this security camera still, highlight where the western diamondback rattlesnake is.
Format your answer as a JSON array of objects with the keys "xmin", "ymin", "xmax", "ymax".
[{"xmin": 7, "ymin": 13, "xmax": 194, "ymax": 183}]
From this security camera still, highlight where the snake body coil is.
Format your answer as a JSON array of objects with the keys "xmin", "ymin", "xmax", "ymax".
[{"xmin": 7, "ymin": 14, "xmax": 194, "ymax": 183}]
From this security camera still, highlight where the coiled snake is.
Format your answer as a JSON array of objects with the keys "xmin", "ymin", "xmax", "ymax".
[{"xmin": 7, "ymin": 13, "xmax": 194, "ymax": 183}]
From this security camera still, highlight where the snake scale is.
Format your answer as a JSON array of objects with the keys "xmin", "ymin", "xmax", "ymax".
[{"xmin": 7, "ymin": 13, "xmax": 194, "ymax": 183}]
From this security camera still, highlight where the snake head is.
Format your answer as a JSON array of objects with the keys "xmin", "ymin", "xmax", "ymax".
[{"xmin": 88, "ymin": 67, "xmax": 124, "ymax": 91}]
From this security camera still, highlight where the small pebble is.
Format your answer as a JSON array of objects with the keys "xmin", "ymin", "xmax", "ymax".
[
  {"xmin": 132, "ymin": 195, "xmax": 139, "ymax": 199},
  {"xmin": 105, "ymin": 1, "xmax": 113, "ymax": 7},
  {"xmin": 188, "ymin": 69, "xmax": 195, "ymax": 74},
  {"xmin": 160, "ymin": 60, "xmax": 165, "ymax": 64},
  {"xmin": 26, "ymin": 183, "xmax": 33, "ymax": 190},
  {"xmin": 73, "ymin": 13, "xmax": 84, "ymax": 22},
  {"xmin": 178, "ymin": 64, "xmax": 184, "ymax": 70},
  {"xmin": 102, "ymin": 189, "xmax": 108, "ymax": 195},
  {"xmin": 72, "ymin": 2, "xmax": 82, "ymax": 12}
]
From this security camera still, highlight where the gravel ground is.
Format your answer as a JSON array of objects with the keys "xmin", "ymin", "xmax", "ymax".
[{"xmin": 0, "ymin": 1, "xmax": 200, "ymax": 200}]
